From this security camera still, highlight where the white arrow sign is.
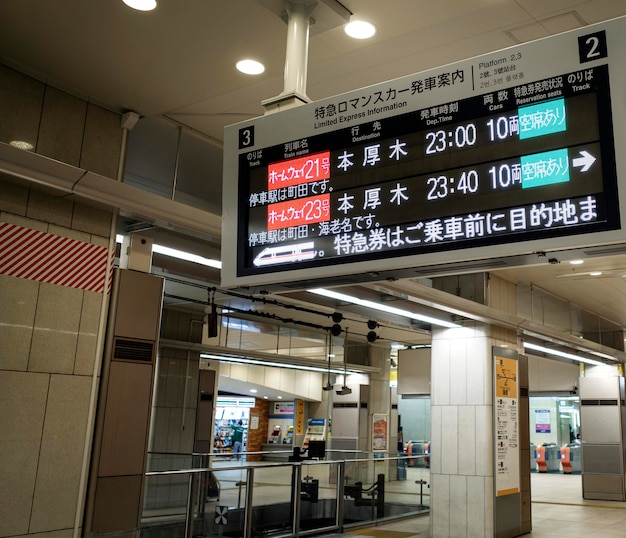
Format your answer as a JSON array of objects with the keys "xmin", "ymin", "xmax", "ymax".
[{"xmin": 572, "ymin": 150, "xmax": 596, "ymax": 172}]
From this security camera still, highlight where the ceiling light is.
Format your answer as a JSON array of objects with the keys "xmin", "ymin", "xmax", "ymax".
[
  {"xmin": 122, "ymin": 0, "xmax": 157, "ymax": 11},
  {"xmin": 9, "ymin": 140, "xmax": 34, "ymax": 151},
  {"xmin": 236, "ymin": 59, "xmax": 265, "ymax": 75},
  {"xmin": 589, "ymin": 271, "xmax": 602, "ymax": 276},
  {"xmin": 152, "ymin": 244, "xmax": 222, "ymax": 269},
  {"xmin": 199, "ymin": 353, "xmax": 359, "ymax": 374},
  {"xmin": 344, "ymin": 20, "xmax": 376, "ymax": 39},
  {"xmin": 116, "ymin": 234, "xmax": 222, "ymax": 269},
  {"xmin": 523, "ymin": 342, "xmax": 605, "ymax": 366},
  {"xmin": 308, "ymin": 288, "xmax": 461, "ymax": 328},
  {"xmin": 569, "ymin": 259, "xmax": 584, "ymax": 265},
  {"xmin": 250, "ymin": 389, "xmax": 257, "ymax": 393}
]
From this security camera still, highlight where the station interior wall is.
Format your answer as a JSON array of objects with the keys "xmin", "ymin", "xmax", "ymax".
[
  {"xmin": 0, "ymin": 65, "xmax": 123, "ymax": 537},
  {"xmin": 3, "ymin": 59, "xmax": 625, "ymax": 538}
]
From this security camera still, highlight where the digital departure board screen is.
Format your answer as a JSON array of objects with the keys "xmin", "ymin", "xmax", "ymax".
[
  {"xmin": 222, "ymin": 19, "xmax": 626, "ymax": 289},
  {"xmin": 238, "ymin": 65, "xmax": 617, "ymax": 275}
]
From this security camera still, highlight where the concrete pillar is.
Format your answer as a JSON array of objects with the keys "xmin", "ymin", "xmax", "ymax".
[
  {"xmin": 429, "ymin": 274, "xmax": 525, "ymax": 537},
  {"xmin": 367, "ymin": 343, "xmax": 393, "ymax": 450},
  {"xmin": 579, "ymin": 363, "xmax": 625, "ymax": 500},
  {"xmin": 430, "ymin": 323, "xmax": 495, "ymax": 537}
]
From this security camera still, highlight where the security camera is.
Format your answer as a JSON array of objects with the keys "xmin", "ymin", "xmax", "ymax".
[{"xmin": 336, "ymin": 386, "xmax": 352, "ymax": 396}]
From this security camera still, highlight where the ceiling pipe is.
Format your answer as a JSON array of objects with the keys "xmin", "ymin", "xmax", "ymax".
[
  {"xmin": 283, "ymin": 0, "xmax": 314, "ymax": 101},
  {"xmin": 263, "ymin": 0, "xmax": 317, "ymax": 111}
]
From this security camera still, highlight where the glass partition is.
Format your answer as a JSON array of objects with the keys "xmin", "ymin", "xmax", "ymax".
[{"xmin": 141, "ymin": 449, "xmax": 429, "ymax": 538}]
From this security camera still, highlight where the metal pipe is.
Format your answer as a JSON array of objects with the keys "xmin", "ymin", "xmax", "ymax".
[
  {"xmin": 172, "ymin": 125, "xmax": 182, "ymax": 200},
  {"xmin": 336, "ymin": 461, "xmax": 345, "ymax": 531},
  {"xmin": 185, "ymin": 471, "xmax": 199, "ymax": 538},
  {"xmin": 292, "ymin": 464, "xmax": 302, "ymax": 536},
  {"xmin": 282, "ymin": 0, "xmax": 315, "ymax": 99},
  {"xmin": 244, "ymin": 467, "xmax": 255, "ymax": 537}
]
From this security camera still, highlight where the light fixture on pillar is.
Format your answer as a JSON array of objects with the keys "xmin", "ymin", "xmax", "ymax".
[
  {"xmin": 322, "ymin": 330, "xmax": 334, "ymax": 391},
  {"xmin": 336, "ymin": 328, "xmax": 352, "ymax": 396}
]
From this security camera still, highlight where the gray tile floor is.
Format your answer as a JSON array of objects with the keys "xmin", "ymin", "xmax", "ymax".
[{"xmin": 318, "ymin": 472, "xmax": 626, "ymax": 537}]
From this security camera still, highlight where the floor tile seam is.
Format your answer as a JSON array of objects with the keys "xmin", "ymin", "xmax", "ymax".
[{"xmin": 532, "ymin": 500, "xmax": 626, "ymax": 510}]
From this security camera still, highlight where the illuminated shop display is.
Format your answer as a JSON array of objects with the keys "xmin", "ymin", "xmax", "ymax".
[{"xmin": 238, "ymin": 65, "xmax": 616, "ymax": 276}]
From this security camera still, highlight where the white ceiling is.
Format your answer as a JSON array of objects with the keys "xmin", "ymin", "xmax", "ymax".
[
  {"xmin": 4, "ymin": 1, "xmax": 626, "ymax": 138},
  {"xmin": 2, "ymin": 0, "xmax": 626, "ymax": 397}
]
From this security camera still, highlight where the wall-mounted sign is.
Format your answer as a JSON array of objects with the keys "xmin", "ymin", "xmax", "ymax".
[
  {"xmin": 535, "ymin": 409, "xmax": 551, "ymax": 433},
  {"xmin": 223, "ymin": 19, "xmax": 626, "ymax": 289},
  {"xmin": 295, "ymin": 399, "xmax": 305, "ymax": 435},
  {"xmin": 272, "ymin": 401, "xmax": 295, "ymax": 415},
  {"xmin": 494, "ymin": 354, "xmax": 520, "ymax": 497},
  {"xmin": 372, "ymin": 413, "xmax": 388, "ymax": 452}
]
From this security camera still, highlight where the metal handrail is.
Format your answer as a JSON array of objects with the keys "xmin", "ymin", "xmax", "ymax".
[{"xmin": 143, "ymin": 451, "xmax": 429, "ymax": 538}]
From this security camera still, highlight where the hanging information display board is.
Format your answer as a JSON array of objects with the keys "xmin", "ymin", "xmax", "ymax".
[{"xmin": 222, "ymin": 18, "xmax": 626, "ymax": 289}]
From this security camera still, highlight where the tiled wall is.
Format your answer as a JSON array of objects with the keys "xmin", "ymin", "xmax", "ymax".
[
  {"xmin": 0, "ymin": 182, "xmax": 115, "ymax": 537},
  {"xmin": 429, "ymin": 274, "xmax": 517, "ymax": 537},
  {"xmin": 247, "ymin": 399, "xmax": 271, "ymax": 461},
  {"xmin": 153, "ymin": 309, "xmax": 204, "ymax": 455},
  {"xmin": 218, "ymin": 362, "xmax": 323, "ymax": 401},
  {"xmin": 0, "ymin": 62, "xmax": 122, "ymax": 538},
  {"xmin": 0, "ymin": 64, "xmax": 123, "ymax": 179}
]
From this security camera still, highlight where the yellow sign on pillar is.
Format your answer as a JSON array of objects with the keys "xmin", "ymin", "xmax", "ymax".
[
  {"xmin": 495, "ymin": 356, "xmax": 518, "ymax": 398},
  {"xmin": 295, "ymin": 399, "xmax": 305, "ymax": 435},
  {"xmin": 494, "ymin": 354, "xmax": 520, "ymax": 497}
]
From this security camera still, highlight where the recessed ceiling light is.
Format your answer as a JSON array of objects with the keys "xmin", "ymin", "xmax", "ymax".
[
  {"xmin": 122, "ymin": 0, "xmax": 157, "ymax": 11},
  {"xmin": 569, "ymin": 259, "xmax": 584, "ymax": 265},
  {"xmin": 590, "ymin": 271, "xmax": 602, "ymax": 276},
  {"xmin": 9, "ymin": 140, "xmax": 34, "ymax": 151},
  {"xmin": 250, "ymin": 389, "xmax": 257, "ymax": 393},
  {"xmin": 345, "ymin": 20, "xmax": 376, "ymax": 39},
  {"xmin": 236, "ymin": 59, "xmax": 265, "ymax": 75}
]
